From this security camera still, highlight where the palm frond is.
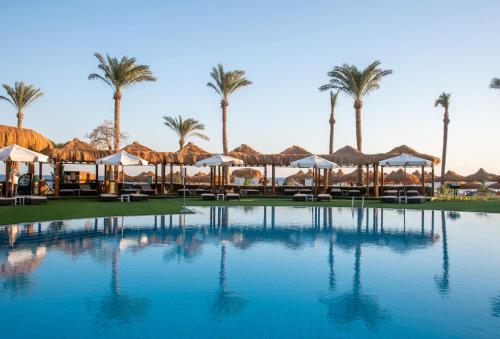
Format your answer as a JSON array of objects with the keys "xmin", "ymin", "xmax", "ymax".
[
  {"xmin": 490, "ymin": 78, "xmax": 500, "ymax": 89},
  {"xmin": 0, "ymin": 82, "xmax": 43, "ymax": 111},
  {"xmin": 163, "ymin": 115, "xmax": 209, "ymax": 143},
  {"xmin": 207, "ymin": 63, "xmax": 251, "ymax": 98}
]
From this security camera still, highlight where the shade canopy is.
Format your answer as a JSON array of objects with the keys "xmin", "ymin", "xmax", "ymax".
[
  {"xmin": 290, "ymin": 155, "xmax": 338, "ymax": 169},
  {"xmin": 96, "ymin": 151, "xmax": 148, "ymax": 166},
  {"xmin": 194, "ymin": 154, "xmax": 244, "ymax": 167},
  {"xmin": 379, "ymin": 153, "xmax": 432, "ymax": 167},
  {"xmin": 465, "ymin": 168, "xmax": 496, "ymax": 182},
  {"xmin": 0, "ymin": 144, "xmax": 49, "ymax": 163}
]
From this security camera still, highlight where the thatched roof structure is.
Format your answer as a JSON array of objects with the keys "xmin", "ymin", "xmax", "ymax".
[
  {"xmin": 188, "ymin": 171, "xmax": 211, "ymax": 184},
  {"xmin": 465, "ymin": 168, "xmax": 496, "ymax": 182},
  {"xmin": 50, "ymin": 138, "xmax": 104, "ymax": 163},
  {"xmin": 384, "ymin": 169, "xmax": 420, "ymax": 184},
  {"xmin": 460, "ymin": 182, "xmax": 481, "ymax": 189},
  {"xmin": 229, "ymin": 144, "xmax": 265, "ymax": 166},
  {"xmin": 122, "ymin": 141, "xmax": 164, "ymax": 164},
  {"xmin": 412, "ymin": 170, "xmax": 433, "ymax": 182},
  {"xmin": 322, "ymin": 145, "xmax": 384, "ymax": 166},
  {"xmin": 280, "ymin": 145, "xmax": 311, "ymax": 155},
  {"xmin": 435, "ymin": 170, "xmax": 465, "ymax": 182},
  {"xmin": 0, "ymin": 125, "xmax": 54, "ymax": 153},
  {"xmin": 385, "ymin": 145, "xmax": 440, "ymax": 165},
  {"xmin": 124, "ymin": 170, "xmax": 156, "ymax": 182},
  {"xmin": 231, "ymin": 168, "xmax": 262, "ymax": 179},
  {"xmin": 284, "ymin": 169, "xmax": 314, "ymax": 185},
  {"xmin": 330, "ymin": 169, "xmax": 346, "ymax": 183},
  {"xmin": 172, "ymin": 142, "xmax": 211, "ymax": 165}
]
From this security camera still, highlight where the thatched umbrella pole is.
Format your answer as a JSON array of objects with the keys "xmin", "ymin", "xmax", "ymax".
[
  {"xmin": 161, "ymin": 163, "xmax": 166, "ymax": 194},
  {"xmin": 169, "ymin": 164, "xmax": 174, "ymax": 192},
  {"xmin": 431, "ymin": 165, "xmax": 435, "ymax": 196},
  {"xmin": 421, "ymin": 165, "xmax": 425, "ymax": 195},
  {"xmin": 271, "ymin": 164, "xmax": 276, "ymax": 195}
]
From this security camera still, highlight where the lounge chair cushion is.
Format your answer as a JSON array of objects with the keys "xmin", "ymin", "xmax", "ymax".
[
  {"xmin": 293, "ymin": 193, "xmax": 307, "ymax": 201},
  {"xmin": 330, "ymin": 189, "xmax": 342, "ymax": 196},
  {"xmin": 348, "ymin": 190, "xmax": 361, "ymax": 196},
  {"xmin": 26, "ymin": 196, "xmax": 48, "ymax": 205},
  {"xmin": 130, "ymin": 193, "xmax": 149, "ymax": 201},
  {"xmin": 226, "ymin": 193, "xmax": 240, "ymax": 201},
  {"xmin": 407, "ymin": 196, "xmax": 426, "ymax": 204},
  {"xmin": 0, "ymin": 197, "xmax": 15, "ymax": 206},
  {"xmin": 201, "ymin": 193, "xmax": 216, "ymax": 201},
  {"xmin": 317, "ymin": 194, "xmax": 332, "ymax": 201},
  {"xmin": 380, "ymin": 195, "xmax": 398, "ymax": 203},
  {"xmin": 100, "ymin": 194, "xmax": 118, "ymax": 201}
]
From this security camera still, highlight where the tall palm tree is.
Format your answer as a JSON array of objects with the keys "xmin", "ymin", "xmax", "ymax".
[
  {"xmin": 319, "ymin": 61, "xmax": 392, "ymax": 152},
  {"xmin": 163, "ymin": 115, "xmax": 209, "ymax": 150},
  {"xmin": 328, "ymin": 90, "xmax": 339, "ymax": 154},
  {"xmin": 0, "ymin": 82, "xmax": 43, "ymax": 128},
  {"xmin": 88, "ymin": 53, "xmax": 156, "ymax": 151},
  {"xmin": 490, "ymin": 77, "xmax": 500, "ymax": 89},
  {"xmin": 207, "ymin": 64, "xmax": 252, "ymax": 154},
  {"xmin": 435, "ymin": 93, "xmax": 451, "ymax": 184}
]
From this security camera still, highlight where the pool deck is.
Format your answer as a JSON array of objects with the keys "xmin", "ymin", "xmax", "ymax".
[{"xmin": 1, "ymin": 197, "xmax": 500, "ymax": 225}]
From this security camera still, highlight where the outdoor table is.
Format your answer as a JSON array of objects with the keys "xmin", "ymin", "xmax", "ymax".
[
  {"xmin": 216, "ymin": 193, "xmax": 225, "ymax": 201},
  {"xmin": 305, "ymin": 194, "xmax": 314, "ymax": 201},
  {"xmin": 74, "ymin": 189, "xmax": 81, "ymax": 196},
  {"xmin": 398, "ymin": 196, "xmax": 407, "ymax": 204},
  {"xmin": 120, "ymin": 194, "xmax": 131, "ymax": 202},
  {"xmin": 15, "ymin": 196, "xmax": 25, "ymax": 205}
]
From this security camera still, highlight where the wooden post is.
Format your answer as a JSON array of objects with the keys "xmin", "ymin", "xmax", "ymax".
[
  {"xmin": 421, "ymin": 165, "xmax": 425, "ymax": 196},
  {"xmin": 54, "ymin": 161, "xmax": 60, "ymax": 196},
  {"xmin": 5, "ymin": 161, "xmax": 11, "ymax": 197},
  {"xmin": 271, "ymin": 164, "xmax": 276, "ymax": 195},
  {"xmin": 431, "ymin": 165, "xmax": 435, "ymax": 196},
  {"xmin": 154, "ymin": 164, "xmax": 158, "ymax": 193},
  {"xmin": 38, "ymin": 162, "xmax": 43, "ymax": 195},
  {"xmin": 263, "ymin": 165, "xmax": 267, "ymax": 195},
  {"xmin": 381, "ymin": 166, "xmax": 385, "ymax": 194},
  {"xmin": 169, "ymin": 164, "xmax": 174, "ymax": 192},
  {"xmin": 161, "ymin": 163, "xmax": 166, "ymax": 194},
  {"xmin": 96, "ymin": 164, "xmax": 100, "ymax": 194},
  {"xmin": 323, "ymin": 168, "xmax": 328, "ymax": 193},
  {"xmin": 365, "ymin": 165, "xmax": 370, "ymax": 196},
  {"xmin": 373, "ymin": 164, "xmax": 379, "ymax": 197}
]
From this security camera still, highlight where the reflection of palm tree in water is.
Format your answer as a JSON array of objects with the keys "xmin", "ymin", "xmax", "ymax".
[
  {"xmin": 491, "ymin": 294, "xmax": 500, "ymax": 317},
  {"xmin": 96, "ymin": 248, "xmax": 150, "ymax": 323},
  {"xmin": 210, "ymin": 242, "xmax": 247, "ymax": 318},
  {"xmin": 434, "ymin": 211, "xmax": 450, "ymax": 295},
  {"xmin": 328, "ymin": 240, "xmax": 335, "ymax": 291},
  {"xmin": 320, "ymin": 208, "xmax": 387, "ymax": 328}
]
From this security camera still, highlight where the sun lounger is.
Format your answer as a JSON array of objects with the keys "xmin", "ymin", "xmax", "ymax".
[
  {"xmin": 330, "ymin": 189, "xmax": 342, "ymax": 197},
  {"xmin": 201, "ymin": 193, "xmax": 216, "ymax": 201},
  {"xmin": 79, "ymin": 184, "xmax": 97, "ymax": 196},
  {"xmin": 407, "ymin": 196, "xmax": 426, "ymax": 204},
  {"xmin": 317, "ymin": 194, "xmax": 332, "ymax": 201},
  {"xmin": 384, "ymin": 189, "xmax": 398, "ymax": 196},
  {"xmin": 293, "ymin": 193, "xmax": 307, "ymax": 201},
  {"xmin": 100, "ymin": 194, "xmax": 118, "ymax": 202},
  {"xmin": 225, "ymin": 193, "xmax": 240, "ymax": 201},
  {"xmin": 406, "ymin": 190, "xmax": 420, "ymax": 197},
  {"xmin": 140, "ymin": 184, "xmax": 156, "ymax": 195},
  {"xmin": 348, "ymin": 190, "xmax": 361, "ymax": 197},
  {"xmin": 59, "ymin": 188, "xmax": 76, "ymax": 196},
  {"xmin": 25, "ymin": 196, "xmax": 48, "ymax": 205},
  {"xmin": 380, "ymin": 196, "xmax": 398, "ymax": 203},
  {"xmin": 130, "ymin": 193, "xmax": 149, "ymax": 201},
  {"xmin": 0, "ymin": 197, "xmax": 15, "ymax": 206}
]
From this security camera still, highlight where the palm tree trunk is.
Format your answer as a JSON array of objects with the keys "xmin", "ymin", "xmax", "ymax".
[
  {"xmin": 354, "ymin": 100, "xmax": 363, "ymax": 184},
  {"xmin": 16, "ymin": 111, "xmax": 24, "ymax": 128},
  {"xmin": 441, "ymin": 108, "xmax": 450, "ymax": 185},
  {"xmin": 329, "ymin": 113, "xmax": 335, "ymax": 154},
  {"xmin": 114, "ymin": 91, "xmax": 122, "ymax": 151},
  {"xmin": 179, "ymin": 138, "xmax": 184, "ymax": 150},
  {"xmin": 221, "ymin": 99, "xmax": 229, "ymax": 154}
]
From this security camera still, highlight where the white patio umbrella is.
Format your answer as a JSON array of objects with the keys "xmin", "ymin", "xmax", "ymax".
[
  {"xmin": 290, "ymin": 154, "xmax": 338, "ymax": 169},
  {"xmin": 0, "ymin": 144, "xmax": 49, "ymax": 163},
  {"xmin": 290, "ymin": 155, "xmax": 338, "ymax": 193},
  {"xmin": 96, "ymin": 151, "xmax": 148, "ymax": 193},
  {"xmin": 379, "ymin": 153, "xmax": 431, "ymax": 167},
  {"xmin": 379, "ymin": 153, "xmax": 432, "ymax": 191},
  {"xmin": 96, "ymin": 151, "xmax": 148, "ymax": 166},
  {"xmin": 194, "ymin": 154, "xmax": 244, "ymax": 167}
]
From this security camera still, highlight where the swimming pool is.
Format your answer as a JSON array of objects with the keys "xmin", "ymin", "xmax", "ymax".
[{"xmin": 1, "ymin": 206, "xmax": 499, "ymax": 338}]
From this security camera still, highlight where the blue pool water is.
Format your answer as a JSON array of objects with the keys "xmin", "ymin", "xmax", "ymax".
[{"xmin": 1, "ymin": 206, "xmax": 500, "ymax": 338}]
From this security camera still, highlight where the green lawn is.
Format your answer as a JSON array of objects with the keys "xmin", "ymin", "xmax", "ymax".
[{"xmin": 1, "ymin": 197, "xmax": 500, "ymax": 225}]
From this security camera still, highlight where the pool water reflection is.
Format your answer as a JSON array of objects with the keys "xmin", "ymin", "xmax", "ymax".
[{"xmin": 1, "ymin": 207, "xmax": 500, "ymax": 338}]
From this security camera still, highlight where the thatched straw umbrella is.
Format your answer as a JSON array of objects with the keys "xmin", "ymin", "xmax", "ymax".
[
  {"xmin": 384, "ymin": 169, "xmax": 420, "ymax": 185},
  {"xmin": 229, "ymin": 145, "xmax": 268, "ymax": 192},
  {"xmin": 122, "ymin": 141, "xmax": 165, "ymax": 192},
  {"xmin": 465, "ymin": 168, "xmax": 496, "ymax": 182},
  {"xmin": 0, "ymin": 125, "xmax": 54, "ymax": 153},
  {"xmin": 460, "ymin": 182, "xmax": 481, "ymax": 189},
  {"xmin": 412, "ymin": 170, "xmax": 433, "ymax": 182},
  {"xmin": 435, "ymin": 170, "xmax": 465, "ymax": 183},
  {"xmin": 231, "ymin": 168, "xmax": 262, "ymax": 180},
  {"xmin": 330, "ymin": 169, "xmax": 346, "ymax": 183},
  {"xmin": 284, "ymin": 169, "xmax": 314, "ymax": 186},
  {"xmin": 385, "ymin": 145, "xmax": 440, "ymax": 164},
  {"xmin": 49, "ymin": 138, "xmax": 106, "ymax": 195},
  {"xmin": 169, "ymin": 142, "xmax": 211, "ymax": 191},
  {"xmin": 188, "ymin": 171, "xmax": 211, "ymax": 184},
  {"xmin": 123, "ymin": 170, "xmax": 156, "ymax": 183}
]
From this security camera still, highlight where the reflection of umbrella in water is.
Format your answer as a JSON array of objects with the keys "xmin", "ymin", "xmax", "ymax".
[
  {"xmin": 319, "ymin": 209, "xmax": 387, "ymax": 328},
  {"xmin": 210, "ymin": 242, "xmax": 247, "ymax": 318},
  {"xmin": 434, "ymin": 211, "xmax": 450, "ymax": 295}
]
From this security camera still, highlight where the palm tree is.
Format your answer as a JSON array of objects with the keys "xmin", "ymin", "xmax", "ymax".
[
  {"xmin": 207, "ymin": 64, "xmax": 252, "ymax": 154},
  {"xmin": 319, "ymin": 61, "xmax": 392, "ymax": 152},
  {"xmin": 490, "ymin": 77, "xmax": 500, "ymax": 89},
  {"xmin": 435, "ymin": 93, "xmax": 451, "ymax": 184},
  {"xmin": 163, "ymin": 115, "xmax": 209, "ymax": 150},
  {"xmin": 0, "ymin": 82, "xmax": 43, "ymax": 128},
  {"xmin": 328, "ymin": 90, "xmax": 339, "ymax": 154},
  {"xmin": 88, "ymin": 53, "xmax": 156, "ymax": 151}
]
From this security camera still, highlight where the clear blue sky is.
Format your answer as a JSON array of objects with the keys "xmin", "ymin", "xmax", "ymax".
[{"xmin": 1, "ymin": 0, "xmax": 499, "ymax": 175}]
